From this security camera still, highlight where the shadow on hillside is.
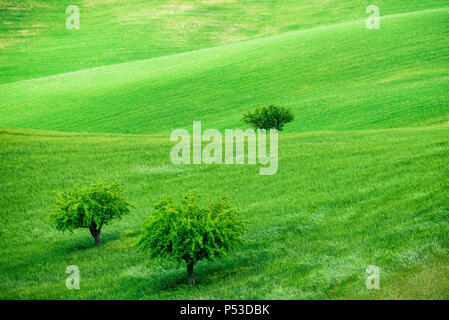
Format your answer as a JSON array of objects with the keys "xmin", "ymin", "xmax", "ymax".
[
  {"xmin": 1, "ymin": 229, "xmax": 140, "ymax": 272},
  {"xmin": 115, "ymin": 244, "xmax": 273, "ymax": 298},
  {"xmin": 62, "ymin": 229, "xmax": 140, "ymax": 252}
]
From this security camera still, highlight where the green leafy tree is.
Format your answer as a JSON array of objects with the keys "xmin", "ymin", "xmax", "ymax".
[
  {"xmin": 242, "ymin": 104, "xmax": 294, "ymax": 131},
  {"xmin": 137, "ymin": 192, "xmax": 245, "ymax": 285},
  {"xmin": 48, "ymin": 182, "xmax": 132, "ymax": 246}
]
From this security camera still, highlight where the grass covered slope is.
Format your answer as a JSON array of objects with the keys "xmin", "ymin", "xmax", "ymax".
[
  {"xmin": 1, "ymin": 0, "xmax": 448, "ymax": 301},
  {"xmin": 1, "ymin": 126, "xmax": 448, "ymax": 299},
  {"xmin": 1, "ymin": 7, "xmax": 448, "ymax": 134},
  {"xmin": 1, "ymin": 0, "xmax": 446, "ymax": 84}
]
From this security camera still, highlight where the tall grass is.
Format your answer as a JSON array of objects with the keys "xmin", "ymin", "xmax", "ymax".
[{"xmin": 1, "ymin": 126, "xmax": 448, "ymax": 299}]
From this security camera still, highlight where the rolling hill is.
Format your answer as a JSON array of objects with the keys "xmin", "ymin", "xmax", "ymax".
[
  {"xmin": 1, "ymin": 7, "xmax": 448, "ymax": 133},
  {"xmin": 1, "ymin": 0, "xmax": 446, "ymax": 84},
  {"xmin": 0, "ymin": 0, "xmax": 448, "ymax": 300}
]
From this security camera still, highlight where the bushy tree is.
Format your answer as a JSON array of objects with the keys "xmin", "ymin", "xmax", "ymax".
[
  {"xmin": 48, "ymin": 182, "xmax": 131, "ymax": 246},
  {"xmin": 242, "ymin": 104, "xmax": 294, "ymax": 131},
  {"xmin": 137, "ymin": 192, "xmax": 245, "ymax": 285}
]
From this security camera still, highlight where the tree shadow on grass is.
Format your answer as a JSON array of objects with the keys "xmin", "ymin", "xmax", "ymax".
[
  {"xmin": 61, "ymin": 228, "xmax": 140, "ymax": 252},
  {"xmin": 3, "ymin": 228, "xmax": 141, "ymax": 273},
  {"xmin": 115, "ymin": 245, "xmax": 274, "ymax": 299}
]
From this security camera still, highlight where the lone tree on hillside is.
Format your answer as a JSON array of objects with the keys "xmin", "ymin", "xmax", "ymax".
[
  {"xmin": 48, "ymin": 182, "xmax": 132, "ymax": 246},
  {"xmin": 242, "ymin": 104, "xmax": 294, "ymax": 132},
  {"xmin": 137, "ymin": 192, "xmax": 245, "ymax": 285}
]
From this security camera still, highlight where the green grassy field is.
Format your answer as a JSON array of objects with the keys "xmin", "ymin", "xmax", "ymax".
[
  {"xmin": 1, "ymin": 126, "xmax": 448, "ymax": 299},
  {"xmin": 1, "ymin": 6, "xmax": 449, "ymax": 133},
  {"xmin": 1, "ymin": 0, "xmax": 446, "ymax": 84},
  {"xmin": 0, "ymin": 0, "xmax": 448, "ymax": 299}
]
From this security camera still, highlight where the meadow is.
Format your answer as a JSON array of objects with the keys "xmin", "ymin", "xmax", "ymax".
[{"xmin": 0, "ymin": 0, "xmax": 448, "ymax": 299}]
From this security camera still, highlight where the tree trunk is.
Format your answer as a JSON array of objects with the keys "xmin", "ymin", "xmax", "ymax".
[
  {"xmin": 187, "ymin": 263, "xmax": 195, "ymax": 285},
  {"xmin": 89, "ymin": 227, "xmax": 101, "ymax": 247}
]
